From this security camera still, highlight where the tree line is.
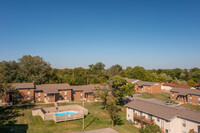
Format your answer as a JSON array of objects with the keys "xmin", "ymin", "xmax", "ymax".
[{"xmin": 0, "ymin": 55, "xmax": 199, "ymax": 86}]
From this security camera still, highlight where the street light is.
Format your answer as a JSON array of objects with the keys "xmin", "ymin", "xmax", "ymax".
[{"xmin": 82, "ymin": 97, "xmax": 86, "ymax": 129}]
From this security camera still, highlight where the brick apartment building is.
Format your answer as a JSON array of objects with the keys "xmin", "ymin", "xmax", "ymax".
[
  {"xmin": 170, "ymin": 87, "xmax": 200, "ymax": 105},
  {"xmin": 125, "ymin": 78, "xmax": 161, "ymax": 93}
]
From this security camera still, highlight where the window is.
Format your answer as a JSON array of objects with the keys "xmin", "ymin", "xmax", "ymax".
[
  {"xmin": 148, "ymin": 114, "xmax": 152, "ymax": 120},
  {"xmin": 140, "ymin": 112, "xmax": 143, "ymax": 116},
  {"xmin": 28, "ymin": 94, "xmax": 30, "ymax": 98},
  {"xmin": 182, "ymin": 120, "xmax": 186, "ymax": 127},
  {"xmin": 157, "ymin": 117, "xmax": 160, "ymax": 122},
  {"xmin": 190, "ymin": 96, "xmax": 192, "ymax": 103},
  {"xmin": 165, "ymin": 129, "xmax": 168, "ymax": 133},
  {"xmin": 128, "ymin": 114, "xmax": 130, "ymax": 117},
  {"xmin": 172, "ymin": 93, "xmax": 174, "ymax": 100},
  {"xmin": 198, "ymin": 96, "xmax": 200, "ymax": 104}
]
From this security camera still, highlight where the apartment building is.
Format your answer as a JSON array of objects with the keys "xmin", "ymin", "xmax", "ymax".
[
  {"xmin": 162, "ymin": 83, "xmax": 195, "ymax": 92},
  {"xmin": 125, "ymin": 78, "xmax": 161, "ymax": 93},
  {"xmin": 125, "ymin": 99, "xmax": 200, "ymax": 133},
  {"xmin": 170, "ymin": 87, "xmax": 200, "ymax": 105},
  {"xmin": 72, "ymin": 85, "xmax": 97, "ymax": 101},
  {"xmin": 0, "ymin": 83, "xmax": 36, "ymax": 104},
  {"xmin": 34, "ymin": 84, "xmax": 72, "ymax": 103}
]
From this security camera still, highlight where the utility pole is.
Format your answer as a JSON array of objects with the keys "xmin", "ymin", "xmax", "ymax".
[{"xmin": 82, "ymin": 97, "xmax": 85, "ymax": 130}]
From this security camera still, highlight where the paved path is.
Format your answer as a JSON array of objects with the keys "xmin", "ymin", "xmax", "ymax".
[{"xmin": 72, "ymin": 128, "xmax": 119, "ymax": 133}]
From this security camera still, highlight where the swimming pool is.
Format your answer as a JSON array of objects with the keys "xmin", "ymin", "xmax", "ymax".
[{"xmin": 54, "ymin": 111, "xmax": 77, "ymax": 116}]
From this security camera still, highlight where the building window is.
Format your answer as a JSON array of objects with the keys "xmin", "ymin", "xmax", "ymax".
[
  {"xmin": 128, "ymin": 114, "xmax": 130, "ymax": 117},
  {"xmin": 198, "ymin": 96, "xmax": 200, "ymax": 104},
  {"xmin": 165, "ymin": 129, "xmax": 168, "ymax": 133},
  {"xmin": 28, "ymin": 94, "xmax": 30, "ymax": 98},
  {"xmin": 140, "ymin": 112, "xmax": 142, "ymax": 116},
  {"xmin": 190, "ymin": 96, "xmax": 192, "ymax": 103},
  {"xmin": 148, "ymin": 114, "xmax": 152, "ymax": 120},
  {"xmin": 182, "ymin": 120, "xmax": 186, "ymax": 127},
  {"xmin": 157, "ymin": 117, "xmax": 160, "ymax": 122},
  {"xmin": 172, "ymin": 93, "xmax": 174, "ymax": 100}
]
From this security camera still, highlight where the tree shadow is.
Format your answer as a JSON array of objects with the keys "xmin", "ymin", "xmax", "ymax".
[
  {"xmin": 84, "ymin": 117, "xmax": 99, "ymax": 129},
  {"xmin": 114, "ymin": 117, "xmax": 124, "ymax": 126},
  {"xmin": 0, "ymin": 104, "xmax": 35, "ymax": 126},
  {"xmin": 0, "ymin": 124, "xmax": 28, "ymax": 133}
]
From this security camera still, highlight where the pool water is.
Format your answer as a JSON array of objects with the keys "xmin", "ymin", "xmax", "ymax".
[{"xmin": 54, "ymin": 111, "xmax": 77, "ymax": 116}]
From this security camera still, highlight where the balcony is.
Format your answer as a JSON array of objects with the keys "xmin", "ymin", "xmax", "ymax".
[{"xmin": 134, "ymin": 114, "xmax": 154, "ymax": 125}]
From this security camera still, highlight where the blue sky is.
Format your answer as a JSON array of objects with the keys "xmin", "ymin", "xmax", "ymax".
[{"xmin": 0, "ymin": 0, "xmax": 200, "ymax": 69}]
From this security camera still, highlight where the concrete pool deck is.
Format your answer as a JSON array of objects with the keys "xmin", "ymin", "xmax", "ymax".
[
  {"xmin": 73, "ymin": 128, "xmax": 119, "ymax": 133},
  {"xmin": 32, "ymin": 105, "xmax": 88, "ymax": 123}
]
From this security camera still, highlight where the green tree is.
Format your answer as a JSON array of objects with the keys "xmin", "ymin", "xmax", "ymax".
[
  {"xmin": 187, "ymin": 79, "xmax": 196, "ymax": 87},
  {"xmin": 106, "ymin": 96, "xmax": 121, "ymax": 128},
  {"xmin": 108, "ymin": 76, "xmax": 135, "ymax": 101},
  {"xmin": 139, "ymin": 124, "xmax": 161, "ymax": 133},
  {"xmin": 127, "ymin": 66, "xmax": 147, "ymax": 80},
  {"xmin": 97, "ymin": 86, "xmax": 110, "ymax": 110},
  {"xmin": 108, "ymin": 64, "xmax": 122, "ymax": 76},
  {"xmin": 18, "ymin": 55, "xmax": 52, "ymax": 84}
]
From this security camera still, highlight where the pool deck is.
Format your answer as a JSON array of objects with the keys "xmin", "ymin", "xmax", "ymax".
[{"xmin": 73, "ymin": 128, "xmax": 119, "ymax": 133}]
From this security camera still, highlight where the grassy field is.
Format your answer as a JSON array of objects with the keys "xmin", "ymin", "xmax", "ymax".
[
  {"xmin": 181, "ymin": 103, "xmax": 200, "ymax": 111},
  {"xmin": 137, "ymin": 92, "xmax": 174, "ymax": 102},
  {"xmin": 0, "ymin": 102, "xmax": 139, "ymax": 133}
]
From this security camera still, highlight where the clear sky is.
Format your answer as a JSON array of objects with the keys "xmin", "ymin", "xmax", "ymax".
[{"xmin": 0, "ymin": 0, "xmax": 200, "ymax": 69}]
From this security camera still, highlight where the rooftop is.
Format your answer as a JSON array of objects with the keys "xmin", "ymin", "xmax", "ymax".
[
  {"xmin": 12, "ymin": 83, "xmax": 35, "ymax": 89},
  {"xmin": 36, "ymin": 83, "xmax": 72, "ymax": 94},
  {"xmin": 170, "ymin": 87, "xmax": 200, "ymax": 96},
  {"xmin": 125, "ymin": 98, "xmax": 200, "ymax": 123}
]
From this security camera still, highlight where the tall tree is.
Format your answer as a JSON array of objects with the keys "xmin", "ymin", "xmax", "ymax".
[
  {"xmin": 106, "ymin": 96, "xmax": 121, "ymax": 128},
  {"xmin": 108, "ymin": 76, "xmax": 135, "ymax": 101},
  {"xmin": 108, "ymin": 64, "xmax": 122, "ymax": 76},
  {"xmin": 18, "ymin": 55, "xmax": 52, "ymax": 84}
]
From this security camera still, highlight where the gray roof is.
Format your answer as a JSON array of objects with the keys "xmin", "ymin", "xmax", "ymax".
[
  {"xmin": 72, "ymin": 85, "xmax": 97, "ymax": 93},
  {"xmin": 12, "ymin": 83, "xmax": 35, "ymax": 89},
  {"xmin": 125, "ymin": 78, "xmax": 140, "ymax": 83},
  {"xmin": 125, "ymin": 99, "xmax": 200, "ymax": 123},
  {"xmin": 36, "ymin": 83, "xmax": 72, "ymax": 94},
  {"xmin": 170, "ymin": 87, "xmax": 200, "ymax": 96},
  {"xmin": 136, "ymin": 81, "xmax": 158, "ymax": 86}
]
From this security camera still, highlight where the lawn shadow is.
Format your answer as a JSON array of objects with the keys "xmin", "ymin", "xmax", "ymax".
[
  {"xmin": 0, "ymin": 124, "xmax": 28, "ymax": 133},
  {"xmin": 0, "ymin": 104, "xmax": 35, "ymax": 126},
  {"xmin": 84, "ymin": 117, "xmax": 99, "ymax": 129},
  {"xmin": 114, "ymin": 117, "xmax": 124, "ymax": 126}
]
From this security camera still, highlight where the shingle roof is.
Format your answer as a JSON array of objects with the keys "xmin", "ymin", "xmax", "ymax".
[
  {"xmin": 12, "ymin": 83, "xmax": 35, "ymax": 89},
  {"xmin": 170, "ymin": 87, "xmax": 200, "ymax": 96},
  {"xmin": 136, "ymin": 81, "xmax": 158, "ymax": 86},
  {"xmin": 125, "ymin": 99, "xmax": 200, "ymax": 123},
  {"xmin": 72, "ymin": 85, "xmax": 97, "ymax": 93},
  {"xmin": 163, "ymin": 83, "xmax": 192, "ymax": 89},
  {"xmin": 36, "ymin": 83, "xmax": 72, "ymax": 94},
  {"xmin": 125, "ymin": 78, "xmax": 140, "ymax": 83}
]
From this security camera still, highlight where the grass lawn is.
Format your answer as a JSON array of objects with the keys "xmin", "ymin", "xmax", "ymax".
[
  {"xmin": 0, "ymin": 102, "xmax": 139, "ymax": 133},
  {"xmin": 137, "ymin": 92, "xmax": 174, "ymax": 102},
  {"xmin": 181, "ymin": 103, "xmax": 200, "ymax": 111}
]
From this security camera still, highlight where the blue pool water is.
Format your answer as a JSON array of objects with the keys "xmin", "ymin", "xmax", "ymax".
[{"xmin": 54, "ymin": 111, "xmax": 77, "ymax": 116}]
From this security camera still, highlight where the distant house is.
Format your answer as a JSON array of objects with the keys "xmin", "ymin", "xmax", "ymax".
[
  {"xmin": 125, "ymin": 99, "xmax": 200, "ymax": 133},
  {"xmin": 135, "ymin": 81, "xmax": 161, "ymax": 93},
  {"xmin": 72, "ymin": 85, "xmax": 97, "ymax": 101},
  {"xmin": 35, "ymin": 84, "xmax": 72, "ymax": 103},
  {"xmin": 125, "ymin": 78, "xmax": 161, "ymax": 93},
  {"xmin": 170, "ymin": 87, "xmax": 200, "ymax": 105},
  {"xmin": 162, "ymin": 83, "xmax": 195, "ymax": 92}
]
